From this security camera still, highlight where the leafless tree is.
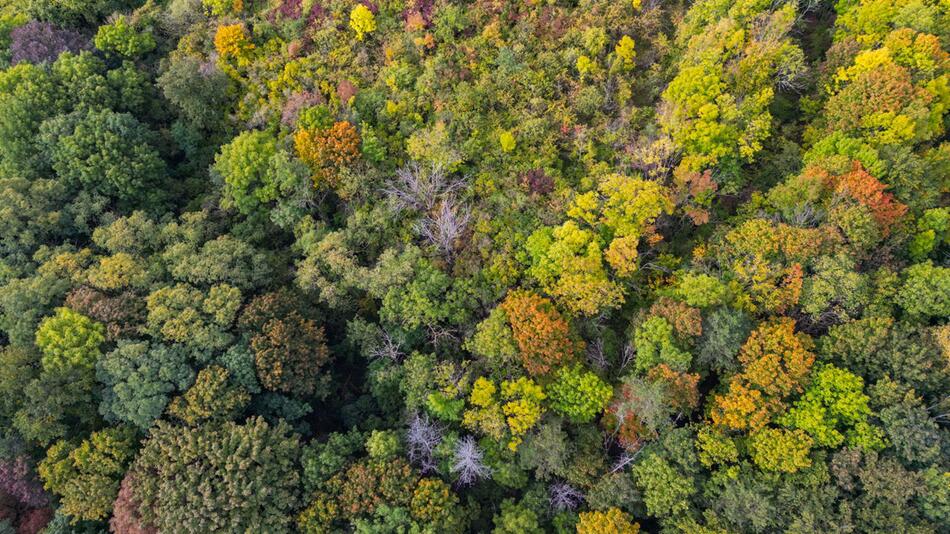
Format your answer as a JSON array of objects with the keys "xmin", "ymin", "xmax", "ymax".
[
  {"xmin": 383, "ymin": 162, "xmax": 466, "ymax": 214},
  {"xmin": 587, "ymin": 337, "xmax": 609, "ymax": 370},
  {"xmin": 610, "ymin": 449, "xmax": 643, "ymax": 473},
  {"xmin": 451, "ymin": 435, "xmax": 490, "ymax": 486},
  {"xmin": 619, "ymin": 342, "xmax": 635, "ymax": 372},
  {"xmin": 415, "ymin": 198, "xmax": 471, "ymax": 258},
  {"xmin": 406, "ymin": 413, "xmax": 443, "ymax": 473},
  {"xmin": 368, "ymin": 329, "xmax": 404, "ymax": 362},
  {"xmin": 548, "ymin": 482, "xmax": 584, "ymax": 512}
]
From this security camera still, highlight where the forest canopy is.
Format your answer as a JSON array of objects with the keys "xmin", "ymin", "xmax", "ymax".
[{"xmin": 0, "ymin": 0, "xmax": 947, "ymax": 532}]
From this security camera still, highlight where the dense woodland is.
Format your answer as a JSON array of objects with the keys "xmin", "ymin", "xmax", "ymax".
[{"xmin": 0, "ymin": 0, "xmax": 947, "ymax": 532}]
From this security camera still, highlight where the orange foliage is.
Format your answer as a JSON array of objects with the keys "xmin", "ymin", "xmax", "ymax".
[
  {"xmin": 501, "ymin": 290, "xmax": 582, "ymax": 375},
  {"xmin": 709, "ymin": 381, "xmax": 773, "ymax": 431},
  {"xmin": 829, "ymin": 163, "xmax": 907, "ymax": 235},
  {"xmin": 647, "ymin": 364, "xmax": 700, "ymax": 412},
  {"xmin": 648, "ymin": 297, "xmax": 702, "ymax": 338},
  {"xmin": 737, "ymin": 318, "xmax": 814, "ymax": 397},
  {"xmin": 294, "ymin": 121, "xmax": 361, "ymax": 186},
  {"xmin": 710, "ymin": 318, "xmax": 815, "ymax": 431}
]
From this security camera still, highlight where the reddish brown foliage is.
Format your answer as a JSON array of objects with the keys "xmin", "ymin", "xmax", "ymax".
[
  {"xmin": 335, "ymin": 459, "xmax": 417, "ymax": 516},
  {"xmin": 501, "ymin": 290, "xmax": 582, "ymax": 375},
  {"xmin": 829, "ymin": 163, "xmax": 907, "ymax": 235},
  {"xmin": 65, "ymin": 287, "xmax": 145, "ymax": 341},
  {"xmin": 647, "ymin": 364, "xmax": 700, "ymax": 412},
  {"xmin": 251, "ymin": 312, "xmax": 329, "ymax": 397},
  {"xmin": 648, "ymin": 297, "xmax": 702, "ymax": 338},
  {"xmin": 109, "ymin": 473, "xmax": 156, "ymax": 534}
]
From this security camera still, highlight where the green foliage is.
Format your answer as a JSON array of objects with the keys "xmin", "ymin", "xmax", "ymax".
[
  {"xmin": 781, "ymin": 364, "xmax": 886, "ymax": 450},
  {"xmin": 97, "ymin": 340, "xmax": 195, "ymax": 429},
  {"xmin": 0, "ymin": 0, "xmax": 946, "ymax": 530},
  {"xmin": 93, "ymin": 15, "xmax": 155, "ymax": 58},
  {"xmin": 547, "ymin": 365, "xmax": 612, "ymax": 423},
  {"xmin": 39, "ymin": 108, "xmax": 165, "ymax": 206},
  {"xmin": 35, "ymin": 306, "xmax": 105, "ymax": 373},
  {"xmin": 132, "ymin": 417, "xmax": 302, "ymax": 533},
  {"xmin": 633, "ymin": 316, "xmax": 691, "ymax": 374},
  {"xmin": 38, "ymin": 426, "xmax": 137, "ymax": 522},
  {"xmin": 896, "ymin": 261, "xmax": 950, "ymax": 319},
  {"xmin": 492, "ymin": 500, "xmax": 543, "ymax": 534},
  {"xmin": 214, "ymin": 131, "xmax": 282, "ymax": 215},
  {"xmin": 633, "ymin": 452, "xmax": 696, "ymax": 519}
]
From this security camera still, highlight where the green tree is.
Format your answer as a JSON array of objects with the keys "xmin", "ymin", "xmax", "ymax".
[
  {"xmin": 93, "ymin": 15, "xmax": 155, "ymax": 58},
  {"xmin": 547, "ymin": 365, "xmax": 612, "ymax": 423},
  {"xmin": 39, "ymin": 108, "xmax": 165, "ymax": 206},
  {"xmin": 896, "ymin": 261, "xmax": 950, "ymax": 319},
  {"xmin": 131, "ymin": 417, "xmax": 303, "ymax": 534},
  {"xmin": 38, "ymin": 426, "xmax": 137, "ymax": 522},
  {"xmin": 167, "ymin": 365, "xmax": 249, "ymax": 426},
  {"xmin": 96, "ymin": 341, "xmax": 195, "ymax": 429},
  {"xmin": 35, "ymin": 307, "xmax": 105, "ymax": 373},
  {"xmin": 781, "ymin": 365, "xmax": 886, "ymax": 450}
]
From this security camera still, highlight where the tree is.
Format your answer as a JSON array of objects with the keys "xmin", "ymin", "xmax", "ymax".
[
  {"xmin": 38, "ymin": 426, "xmax": 137, "ymax": 522},
  {"xmin": 526, "ymin": 222, "xmax": 624, "ymax": 316},
  {"xmin": 748, "ymin": 427, "xmax": 813, "ymax": 473},
  {"xmin": 780, "ymin": 365, "xmax": 885, "ymax": 450},
  {"xmin": 660, "ymin": 0, "xmax": 804, "ymax": 183},
  {"xmin": 632, "ymin": 453, "xmax": 695, "ymax": 519},
  {"xmin": 167, "ymin": 365, "xmax": 249, "ymax": 426},
  {"xmin": 576, "ymin": 508, "xmax": 640, "ymax": 534},
  {"xmin": 250, "ymin": 311, "xmax": 330, "ymax": 398},
  {"xmin": 451, "ymin": 435, "xmax": 490, "ymax": 486},
  {"xmin": 96, "ymin": 341, "xmax": 195, "ymax": 429},
  {"xmin": 349, "ymin": 5, "xmax": 376, "ymax": 41},
  {"xmin": 465, "ymin": 305, "xmax": 519, "ymax": 371},
  {"xmin": 294, "ymin": 121, "xmax": 361, "ymax": 187},
  {"xmin": 213, "ymin": 24, "xmax": 253, "ymax": 61},
  {"xmin": 213, "ymin": 131, "xmax": 280, "ymax": 216},
  {"xmin": 39, "ymin": 108, "xmax": 165, "ymax": 206},
  {"xmin": 547, "ymin": 365, "xmax": 612, "ymax": 423},
  {"xmin": 145, "ymin": 283, "xmax": 239, "ymax": 351},
  {"xmin": 492, "ymin": 500, "xmax": 542, "ymax": 534},
  {"xmin": 110, "ymin": 473, "xmax": 155, "ymax": 534},
  {"xmin": 9, "ymin": 21, "xmax": 86, "ymax": 65},
  {"xmin": 896, "ymin": 261, "xmax": 950, "ymax": 319},
  {"xmin": 35, "ymin": 307, "xmax": 105, "ymax": 373},
  {"xmin": 710, "ymin": 318, "xmax": 815, "ymax": 431},
  {"xmin": 157, "ymin": 55, "xmax": 230, "ymax": 131},
  {"xmin": 93, "ymin": 16, "xmax": 154, "ymax": 58},
  {"xmin": 25, "ymin": 0, "xmax": 138, "ymax": 26},
  {"xmin": 13, "ymin": 366, "xmax": 99, "ymax": 446},
  {"xmin": 500, "ymin": 290, "xmax": 581, "ymax": 376},
  {"xmin": 632, "ymin": 316, "xmax": 692, "ymax": 374},
  {"xmin": 409, "ymin": 478, "xmax": 463, "ymax": 532},
  {"xmin": 131, "ymin": 417, "xmax": 302, "ymax": 534}
]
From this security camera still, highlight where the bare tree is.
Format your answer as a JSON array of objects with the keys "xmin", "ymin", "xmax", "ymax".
[
  {"xmin": 368, "ymin": 329, "xmax": 404, "ymax": 362},
  {"xmin": 415, "ymin": 198, "xmax": 471, "ymax": 258},
  {"xmin": 406, "ymin": 413, "xmax": 443, "ymax": 473},
  {"xmin": 383, "ymin": 162, "xmax": 466, "ymax": 214},
  {"xmin": 586, "ymin": 337, "xmax": 608, "ymax": 370},
  {"xmin": 548, "ymin": 482, "xmax": 584, "ymax": 512},
  {"xmin": 619, "ymin": 342, "xmax": 635, "ymax": 371},
  {"xmin": 451, "ymin": 435, "xmax": 490, "ymax": 486}
]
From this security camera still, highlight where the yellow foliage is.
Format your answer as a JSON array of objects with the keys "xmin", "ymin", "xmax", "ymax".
[
  {"xmin": 214, "ymin": 24, "xmax": 253, "ymax": 60},
  {"xmin": 615, "ymin": 36, "xmax": 636, "ymax": 69},
  {"xmin": 350, "ymin": 5, "xmax": 377, "ymax": 41},
  {"xmin": 577, "ymin": 507, "xmax": 640, "ymax": 534}
]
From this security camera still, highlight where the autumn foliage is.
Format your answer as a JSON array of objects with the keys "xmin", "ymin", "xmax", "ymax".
[{"xmin": 500, "ymin": 290, "xmax": 581, "ymax": 376}]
